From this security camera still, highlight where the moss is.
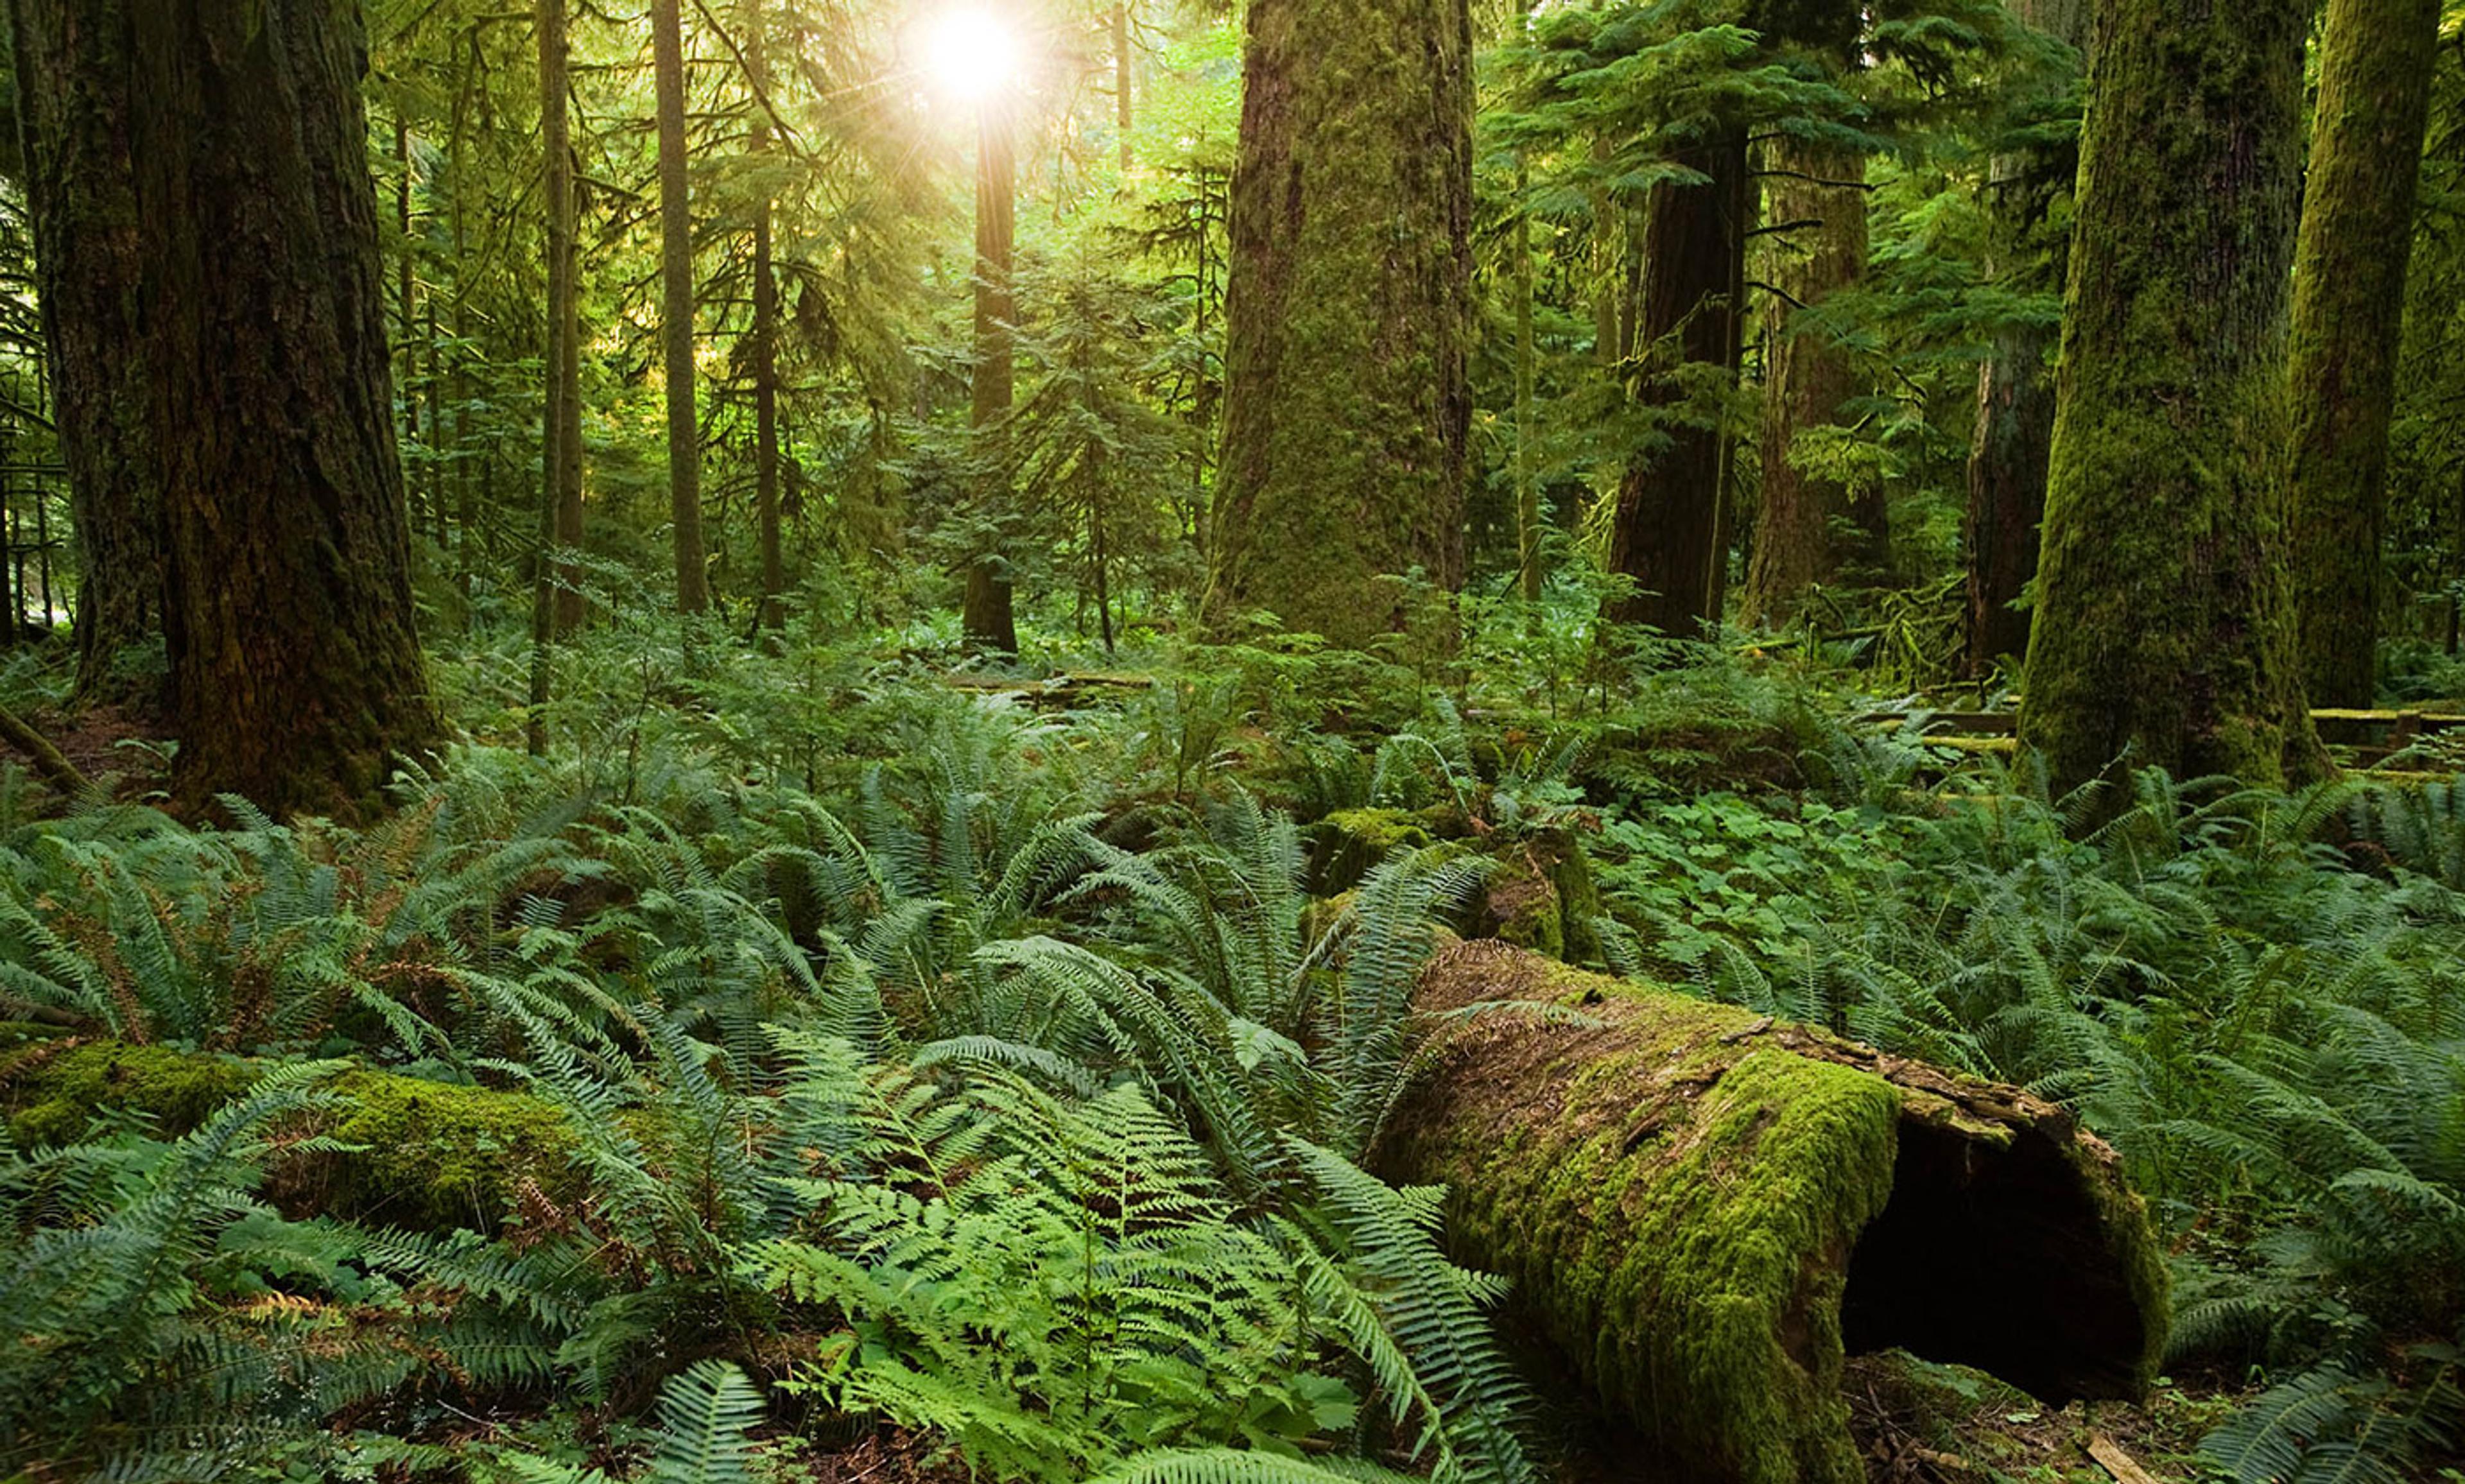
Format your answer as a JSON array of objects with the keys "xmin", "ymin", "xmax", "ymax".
[
  {"xmin": 4, "ymin": 1040, "xmax": 259, "ymax": 1146},
  {"xmin": 0, "ymin": 1037, "xmax": 579, "ymax": 1232},
  {"xmin": 302, "ymin": 1071, "xmax": 582, "ymax": 1232},
  {"xmin": 1307, "ymin": 807, "xmax": 1435, "ymax": 894}
]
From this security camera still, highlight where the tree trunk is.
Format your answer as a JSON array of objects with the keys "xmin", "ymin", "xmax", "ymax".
[
  {"xmin": 125, "ymin": 0, "xmax": 439, "ymax": 818},
  {"xmin": 1206, "ymin": 0, "xmax": 1473, "ymax": 648},
  {"xmin": 1376, "ymin": 941, "xmax": 2166, "ymax": 1484},
  {"xmin": 2286, "ymin": 0, "xmax": 2442, "ymax": 707},
  {"xmin": 531, "ymin": 0, "xmax": 580, "ymax": 752},
  {"xmin": 1743, "ymin": 137, "xmax": 1873, "ymax": 626},
  {"xmin": 544, "ymin": 0, "xmax": 585, "ymax": 639},
  {"xmin": 1964, "ymin": 0, "xmax": 2088, "ymax": 677},
  {"xmin": 653, "ymin": 0, "xmax": 709, "ymax": 614},
  {"xmin": 1113, "ymin": 2, "xmax": 1134, "ymax": 171},
  {"xmin": 10, "ymin": 0, "xmax": 163, "ymax": 703},
  {"xmin": 1602, "ymin": 128, "xmax": 1749, "ymax": 639},
  {"xmin": 2016, "ymin": 0, "xmax": 2326, "ymax": 795},
  {"xmin": 750, "ymin": 0, "xmax": 784, "ymax": 634},
  {"xmin": 1515, "ymin": 159, "xmax": 1540, "ymax": 603},
  {"xmin": 962, "ymin": 99, "xmax": 1019, "ymax": 657}
]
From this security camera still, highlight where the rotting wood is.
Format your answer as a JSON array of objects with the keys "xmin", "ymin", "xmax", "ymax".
[{"xmin": 1376, "ymin": 940, "xmax": 2165, "ymax": 1484}]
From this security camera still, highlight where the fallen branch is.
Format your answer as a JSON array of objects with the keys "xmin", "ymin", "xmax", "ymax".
[{"xmin": 0, "ymin": 702, "xmax": 89, "ymax": 797}]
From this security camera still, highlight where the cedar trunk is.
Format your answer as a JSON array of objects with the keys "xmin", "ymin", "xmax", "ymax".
[
  {"xmin": 2016, "ymin": 0, "xmax": 2325, "ymax": 794},
  {"xmin": 1964, "ymin": 0, "xmax": 2088, "ymax": 675},
  {"xmin": 1743, "ymin": 137, "xmax": 1874, "ymax": 625},
  {"xmin": 1376, "ymin": 942, "xmax": 2165, "ymax": 1484},
  {"xmin": 10, "ymin": 0, "xmax": 162, "ymax": 701},
  {"xmin": 1602, "ymin": 129, "xmax": 1749, "ymax": 639},
  {"xmin": 125, "ymin": 0, "xmax": 438, "ymax": 817},
  {"xmin": 2286, "ymin": 0, "xmax": 2441, "ymax": 707},
  {"xmin": 748, "ymin": 0, "xmax": 784, "ymax": 632},
  {"xmin": 1206, "ymin": 0, "xmax": 1473, "ymax": 648},
  {"xmin": 653, "ymin": 0, "xmax": 709, "ymax": 614},
  {"xmin": 962, "ymin": 101, "xmax": 1019, "ymax": 657}
]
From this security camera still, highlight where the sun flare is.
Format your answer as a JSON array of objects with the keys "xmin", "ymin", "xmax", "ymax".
[{"xmin": 924, "ymin": 7, "xmax": 1024, "ymax": 103}]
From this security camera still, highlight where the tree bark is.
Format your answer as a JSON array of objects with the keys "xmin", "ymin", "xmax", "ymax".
[
  {"xmin": 1964, "ymin": 0, "xmax": 2088, "ymax": 676},
  {"xmin": 962, "ymin": 99, "xmax": 1020, "ymax": 657},
  {"xmin": 2286, "ymin": 0, "xmax": 2442, "ymax": 707},
  {"xmin": 1376, "ymin": 941, "xmax": 2166, "ymax": 1484},
  {"xmin": 749, "ymin": 0, "xmax": 784, "ymax": 633},
  {"xmin": 531, "ymin": 0, "xmax": 581, "ymax": 751},
  {"xmin": 544, "ymin": 0, "xmax": 585, "ymax": 638},
  {"xmin": 2016, "ymin": 0, "xmax": 2326, "ymax": 795},
  {"xmin": 1113, "ymin": 2, "xmax": 1134, "ymax": 171},
  {"xmin": 653, "ymin": 0, "xmax": 709, "ymax": 614},
  {"xmin": 1515, "ymin": 158, "xmax": 1540, "ymax": 603},
  {"xmin": 1743, "ymin": 136, "xmax": 1874, "ymax": 626},
  {"xmin": 10, "ymin": 0, "xmax": 163, "ymax": 703},
  {"xmin": 1206, "ymin": 0, "xmax": 1473, "ymax": 648},
  {"xmin": 124, "ymin": 0, "xmax": 440, "ymax": 818},
  {"xmin": 1602, "ymin": 128, "xmax": 1749, "ymax": 639}
]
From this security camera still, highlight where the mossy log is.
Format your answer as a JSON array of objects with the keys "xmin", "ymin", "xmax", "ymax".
[
  {"xmin": 1374, "ymin": 942, "xmax": 2167, "ymax": 1484},
  {"xmin": 0, "ymin": 1030, "xmax": 582, "ymax": 1232}
]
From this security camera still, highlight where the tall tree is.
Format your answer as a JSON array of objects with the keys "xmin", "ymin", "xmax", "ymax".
[
  {"xmin": 1601, "ymin": 126, "xmax": 1749, "ymax": 637},
  {"xmin": 1964, "ymin": 0, "xmax": 2087, "ymax": 675},
  {"xmin": 531, "ymin": 0, "xmax": 583, "ymax": 750},
  {"xmin": 10, "ymin": 0, "xmax": 162, "ymax": 702},
  {"xmin": 653, "ymin": 0, "xmax": 710, "ymax": 613},
  {"xmin": 1207, "ymin": 0, "xmax": 1473, "ymax": 647},
  {"xmin": 544, "ymin": 0, "xmax": 585, "ymax": 638},
  {"xmin": 962, "ymin": 93, "xmax": 1021, "ymax": 656},
  {"xmin": 748, "ymin": 0, "xmax": 785, "ymax": 633},
  {"xmin": 123, "ymin": 0, "xmax": 439, "ymax": 816},
  {"xmin": 1742, "ymin": 128, "xmax": 1878, "ymax": 625},
  {"xmin": 2287, "ymin": 0, "xmax": 2443, "ymax": 706},
  {"xmin": 2016, "ymin": 0, "xmax": 2325, "ymax": 793}
]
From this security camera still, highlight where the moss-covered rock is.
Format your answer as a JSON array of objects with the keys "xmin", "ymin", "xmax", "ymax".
[
  {"xmin": 1475, "ymin": 829, "xmax": 1603, "ymax": 963},
  {"xmin": 1306, "ymin": 807, "xmax": 1439, "ymax": 893},
  {"xmin": 1376, "ymin": 941, "xmax": 2167, "ymax": 1484},
  {"xmin": 0, "ymin": 1037, "xmax": 580, "ymax": 1232}
]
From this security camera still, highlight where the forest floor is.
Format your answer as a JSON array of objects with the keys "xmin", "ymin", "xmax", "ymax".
[{"xmin": 1840, "ymin": 1356, "xmax": 2237, "ymax": 1483}]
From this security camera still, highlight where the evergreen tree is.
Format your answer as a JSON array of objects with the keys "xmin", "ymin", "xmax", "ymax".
[
  {"xmin": 123, "ymin": 0, "xmax": 440, "ymax": 815},
  {"xmin": 1207, "ymin": 0, "xmax": 1474, "ymax": 648},
  {"xmin": 654, "ymin": 0, "xmax": 711, "ymax": 614},
  {"xmin": 10, "ymin": 0, "xmax": 161, "ymax": 702},
  {"xmin": 2017, "ymin": 0, "xmax": 2326, "ymax": 793},
  {"xmin": 1742, "ymin": 119, "xmax": 1880, "ymax": 625},
  {"xmin": 1964, "ymin": 0, "xmax": 2086, "ymax": 677},
  {"xmin": 2287, "ymin": 0, "xmax": 2444, "ymax": 706}
]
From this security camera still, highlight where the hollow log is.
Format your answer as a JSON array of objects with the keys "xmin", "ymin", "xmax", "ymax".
[{"xmin": 1374, "ymin": 941, "xmax": 2167, "ymax": 1484}]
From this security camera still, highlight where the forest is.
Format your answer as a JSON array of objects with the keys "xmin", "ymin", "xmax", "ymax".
[{"xmin": 0, "ymin": 0, "xmax": 2462, "ymax": 1480}]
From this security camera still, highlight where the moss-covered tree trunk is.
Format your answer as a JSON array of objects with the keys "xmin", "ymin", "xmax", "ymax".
[
  {"xmin": 962, "ymin": 99, "xmax": 1019, "ymax": 657},
  {"xmin": 1376, "ymin": 942, "xmax": 2165, "ymax": 1484},
  {"xmin": 125, "ymin": 0, "xmax": 439, "ymax": 818},
  {"xmin": 1206, "ymin": 0, "xmax": 1472, "ymax": 648},
  {"xmin": 653, "ymin": 0, "xmax": 708, "ymax": 615},
  {"xmin": 1602, "ymin": 129, "xmax": 1749, "ymax": 638},
  {"xmin": 1743, "ymin": 136, "xmax": 1875, "ymax": 626},
  {"xmin": 2287, "ymin": 0, "xmax": 2443, "ymax": 708},
  {"xmin": 10, "ymin": 0, "xmax": 163, "ymax": 703},
  {"xmin": 2015, "ymin": 0, "xmax": 2326, "ymax": 794},
  {"xmin": 1962, "ymin": 0, "xmax": 2086, "ymax": 677}
]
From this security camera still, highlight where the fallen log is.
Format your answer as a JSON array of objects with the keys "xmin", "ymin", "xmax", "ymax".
[{"xmin": 1374, "ymin": 942, "xmax": 2166, "ymax": 1484}]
